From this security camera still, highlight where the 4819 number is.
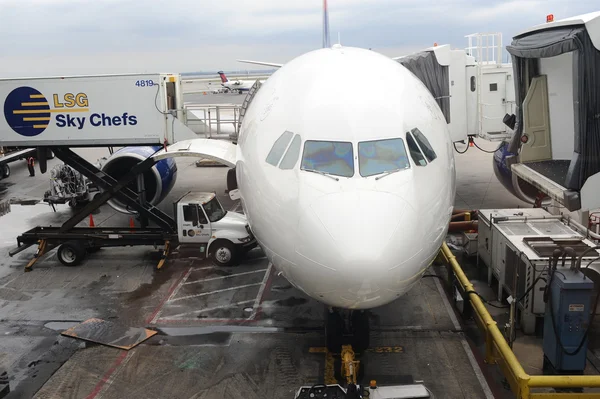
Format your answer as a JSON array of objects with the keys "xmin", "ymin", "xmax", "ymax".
[{"xmin": 135, "ymin": 80, "xmax": 156, "ymax": 87}]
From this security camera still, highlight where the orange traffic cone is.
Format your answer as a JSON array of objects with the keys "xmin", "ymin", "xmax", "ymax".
[
  {"xmin": 129, "ymin": 217, "xmax": 135, "ymax": 231},
  {"xmin": 89, "ymin": 214, "xmax": 95, "ymax": 227}
]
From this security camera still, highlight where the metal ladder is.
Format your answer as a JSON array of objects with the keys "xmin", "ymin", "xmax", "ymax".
[{"xmin": 234, "ymin": 80, "xmax": 263, "ymax": 141}]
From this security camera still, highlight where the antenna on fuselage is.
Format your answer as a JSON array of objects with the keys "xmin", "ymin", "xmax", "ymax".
[{"xmin": 323, "ymin": 0, "xmax": 331, "ymax": 48}]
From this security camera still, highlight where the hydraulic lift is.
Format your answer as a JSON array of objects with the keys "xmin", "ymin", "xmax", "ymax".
[{"xmin": 9, "ymin": 146, "xmax": 177, "ymax": 271}]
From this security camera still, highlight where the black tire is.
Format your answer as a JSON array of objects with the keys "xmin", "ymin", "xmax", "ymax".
[
  {"xmin": 209, "ymin": 240, "xmax": 237, "ymax": 266},
  {"xmin": 227, "ymin": 167, "xmax": 238, "ymax": 191},
  {"xmin": 326, "ymin": 311, "xmax": 344, "ymax": 354},
  {"xmin": 46, "ymin": 149, "xmax": 55, "ymax": 159},
  {"xmin": 1, "ymin": 164, "xmax": 10, "ymax": 179},
  {"xmin": 351, "ymin": 310, "xmax": 370, "ymax": 354},
  {"xmin": 57, "ymin": 241, "xmax": 86, "ymax": 267}
]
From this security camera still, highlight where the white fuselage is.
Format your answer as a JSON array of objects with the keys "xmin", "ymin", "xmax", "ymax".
[{"xmin": 236, "ymin": 46, "xmax": 456, "ymax": 309}]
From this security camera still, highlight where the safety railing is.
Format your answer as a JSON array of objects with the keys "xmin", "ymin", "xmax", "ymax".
[
  {"xmin": 440, "ymin": 242, "xmax": 600, "ymax": 398},
  {"xmin": 184, "ymin": 104, "xmax": 242, "ymax": 140}
]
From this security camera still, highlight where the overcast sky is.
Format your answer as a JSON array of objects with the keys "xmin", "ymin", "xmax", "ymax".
[{"xmin": 0, "ymin": 0, "xmax": 598, "ymax": 77}]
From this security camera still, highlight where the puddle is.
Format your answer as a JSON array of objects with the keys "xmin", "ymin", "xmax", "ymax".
[
  {"xmin": 44, "ymin": 321, "xmax": 82, "ymax": 331},
  {"xmin": 275, "ymin": 297, "xmax": 308, "ymax": 307},
  {"xmin": 156, "ymin": 326, "xmax": 281, "ymax": 336}
]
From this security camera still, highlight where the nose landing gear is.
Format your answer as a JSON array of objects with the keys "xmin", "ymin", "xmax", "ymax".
[{"xmin": 326, "ymin": 308, "xmax": 370, "ymax": 355}]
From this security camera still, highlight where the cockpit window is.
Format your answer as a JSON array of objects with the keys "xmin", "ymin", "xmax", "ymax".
[
  {"xmin": 406, "ymin": 132, "xmax": 427, "ymax": 166},
  {"xmin": 301, "ymin": 140, "xmax": 354, "ymax": 177},
  {"xmin": 358, "ymin": 138, "xmax": 410, "ymax": 177},
  {"xmin": 279, "ymin": 134, "xmax": 301, "ymax": 170},
  {"xmin": 411, "ymin": 128, "xmax": 437, "ymax": 163},
  {"xmin": 266, "ymin": 131, "xmax": 293, "ymax": 166}
]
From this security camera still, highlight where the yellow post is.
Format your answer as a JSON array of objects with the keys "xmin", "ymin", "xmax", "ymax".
[
  {"xmin": 441, "ymin": 244, "xmax": 529, "ymax": 380},
  {"xmin": 156, "ymin": 240, "xmax": 171, "ymax": 270},
  {"xmin": 441, "ymin": 242, "xmax": 600, "ymax": 398},
  {"xmin": 25, "ymin": 239, "xmax": 48, "ymax": 272},
  {"xmin": 465, "ymin": 211, "xmax": 471, "ymax": 221}
]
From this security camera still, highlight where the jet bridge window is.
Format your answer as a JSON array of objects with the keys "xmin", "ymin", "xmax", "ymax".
[
  {"xmin": 411, "ymin": 128, "xmax": 437, "ymax": 163},
  {"xmin": 358, "ymin": 138, "xmax": 410, "ymax": 177},
  {"xmin": 301, "ymin": 140, "xmax": 354, "ymax": 178},
  {"xmin": 406, "ymin": 132, "xmax": 427, "ymax": 166},
  {"xmin": 266, "ymin": 131, "xmax": 294, "ymax": 166}
]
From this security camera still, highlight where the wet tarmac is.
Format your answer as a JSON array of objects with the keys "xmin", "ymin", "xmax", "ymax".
[{"xmin": 0, "ymin": 135, "xmax": 551, "ymax": 398}]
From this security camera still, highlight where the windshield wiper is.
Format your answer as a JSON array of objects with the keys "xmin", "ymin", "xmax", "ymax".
[
  {"xmin": 303, "ymin": 169, "xmax": 340, "ymax": 181},
  {"xmin": 374, "ymin": 168, "xmax": 402, "ymax": 181}
]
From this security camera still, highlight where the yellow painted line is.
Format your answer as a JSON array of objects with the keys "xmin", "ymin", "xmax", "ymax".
[
  {"xmin": 30, "ymin": 94, "xmax": 45, "ymax": 99},
  {"xmin": 324, "ymin": 351, "xmax": 336, "ymax": 384},
  {"xmin": 309, "ymin": 347, "xmax": 337, "ymax": 385},
  {"xmin": 22, "ymin": 102, "xmax": 48, "ymax": 106},
  {"xmin": 13, "ymin": 108, "xmax": 89, "ymax": 114},
  {"xmin": 365, "ymin": 346, "xmax": 404, "ymax": 353},
  {"xmin": 23, "ymin": 117, "xmax": 51, "ymax": 121},
  {"xmin": 33, "ymin": 124, "xmax": 48, "ymax": 129}
]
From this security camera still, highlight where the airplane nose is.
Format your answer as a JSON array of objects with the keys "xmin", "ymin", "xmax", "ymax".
[{"xmin": 295, "ymin": 190, "xmax": 419, "ymax": 280}]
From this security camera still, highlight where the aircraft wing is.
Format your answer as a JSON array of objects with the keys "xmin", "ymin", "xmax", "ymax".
[
  {"xmin": 152, "ymin": 138, "xmax": 237, "ymax": 167},
  {"xmin": 237, "ymin": 59, "xmax": 284, "ymax": 68}
]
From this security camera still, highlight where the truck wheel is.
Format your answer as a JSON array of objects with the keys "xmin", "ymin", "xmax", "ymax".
[
  {"xmin": 57, "ymin": 241, "xmax": 86, "ymax": 266},
  {"xmin": 210, "ymin": 240, "xmax": 236, "ymax": 267},
  {"xmin": 227, "ymin": 168, "xmax": 237, "ymax": 191},
  {"xmin": 1, "ymin": 164, "xmax": 10, "ymax": 179}
]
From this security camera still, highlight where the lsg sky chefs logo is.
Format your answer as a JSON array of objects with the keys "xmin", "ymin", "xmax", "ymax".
[{"xmin": 3, "ymin": 86, "xmax": 138, "ymax": 137}]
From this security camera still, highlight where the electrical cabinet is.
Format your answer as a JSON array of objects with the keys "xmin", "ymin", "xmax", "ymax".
[
  {"xmin": 477, "ymin": 208, "xmax": 600, "ymax": 334},
  {"xmin": 543, "ymin": 269, "xmax": 594, "ymax": 372}
]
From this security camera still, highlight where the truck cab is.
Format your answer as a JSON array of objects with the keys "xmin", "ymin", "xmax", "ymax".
[{"xmin": 175, "ymin": 192, "xmax": 256, "ymax": 266}]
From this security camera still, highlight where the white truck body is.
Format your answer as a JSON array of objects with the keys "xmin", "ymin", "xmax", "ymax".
[
  {"xmin": 0, "ymin": 73, "xmax": 196, "ymax": 147},
  {"xmin": 175, "ymin": 192, "xmax": 255, "ymax": 266}
]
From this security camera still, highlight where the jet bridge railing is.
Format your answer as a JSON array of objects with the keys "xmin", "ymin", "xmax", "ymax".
[
  {"xmin": 184, "ymin": 103, "xmax": 241, "ymax": 139},
  {"xmin": 440, "ymin": 242, "xmax": 600, "ymax": 399}
]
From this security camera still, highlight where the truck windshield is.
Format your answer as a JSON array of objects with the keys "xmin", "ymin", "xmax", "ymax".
[
  {"xmin": 358, "ymin": 138, "xmax": 410, "ymax": 177},
  {"xmin": 301, "ymin": 140, "xmax": 354, "ymax": 178},
  {"xmin": 203, "ymin": 197, "xmax": 226, "ymax": 222}
]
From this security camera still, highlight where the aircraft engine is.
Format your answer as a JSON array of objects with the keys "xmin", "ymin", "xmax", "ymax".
[{"xmin": 100, "ymin": 146, "xmax": 177, "ymax": 214}]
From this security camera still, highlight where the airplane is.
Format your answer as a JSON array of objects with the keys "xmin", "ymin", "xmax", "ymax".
[
  {"xmin": 155, "ymin": 0, "xmax": 456, "ymax": 353},
  {"xmin": 217, "ymin": 71, "xmax": 264, "ymax": 94}
]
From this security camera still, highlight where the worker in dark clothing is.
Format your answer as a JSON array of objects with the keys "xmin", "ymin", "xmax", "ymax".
[{"xmin": 27, "ymin": 157, "xmax": 35, "ymax": 177}]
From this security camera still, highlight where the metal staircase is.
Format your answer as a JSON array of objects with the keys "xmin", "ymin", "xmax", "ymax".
[
  {"xmin": 52, "ymin": 147, "xmax": 176, "ymax": 232},
  {"xmin": 234, "ymin": 80, "xmax": 263, "ymax": 142}
]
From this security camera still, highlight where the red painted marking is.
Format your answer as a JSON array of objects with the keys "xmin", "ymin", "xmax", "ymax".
[
  {"xmin": 145, "ymin": 267, "xmax": 192, "ymax": 325},
  {"xmin": 251, "ymin": 266, "xmax": 274, "ymax": 320},
  {"xmin": 85, "ymin": 350, "xmax": 128, "ymax": 399}
]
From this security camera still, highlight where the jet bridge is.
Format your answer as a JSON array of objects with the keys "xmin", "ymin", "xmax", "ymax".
[
  {"xmin": 498, "ymin": 12, "xmax": 600, "ymax": 211},
  {"xmin": 0, "ymin": 73, "xmax": 197, "ymax": 148}
]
